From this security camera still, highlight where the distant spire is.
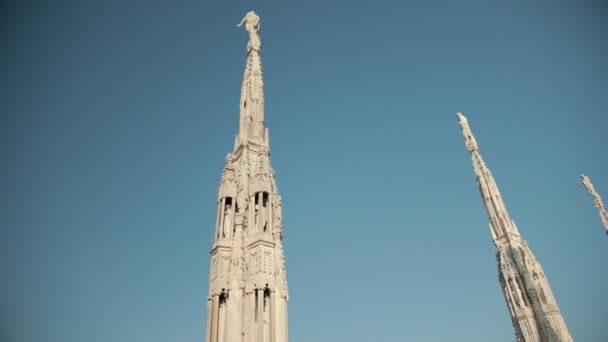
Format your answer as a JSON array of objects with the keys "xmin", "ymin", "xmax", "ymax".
[
  {"xmin": 581, "ymin": 174, "xmax": 608, "ymax": 236},
  {"xmin": 456, "ymin": 112, "xmax": 521, "ymax": 243},
  {"xmin": 236, "ymin": 11, "xmax": 267, "ymax": 147}
]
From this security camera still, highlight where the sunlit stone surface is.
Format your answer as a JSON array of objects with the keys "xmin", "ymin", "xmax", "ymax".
[
  {"xmin": 206, "ymin": 12, "xmax": 288, "ymax": 342},
  {"xmin": 457, "ymin": 112, "xmax": 574, "ymax": 342}
]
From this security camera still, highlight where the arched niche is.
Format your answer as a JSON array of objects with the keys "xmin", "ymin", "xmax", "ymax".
[
  {"xmin": 251, "ymin": 191, "xmax": 271, "ymax": 234},
  {"xmin": 216, "ymin": 196, "xmax": 236, "ymax": 239}
]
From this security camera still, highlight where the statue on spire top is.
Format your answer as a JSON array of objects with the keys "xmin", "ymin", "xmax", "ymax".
[
  {"xmin": 456, "ymin": 112, "xmax": 479, "ymax": 152},
  {"xmin": 582, "ymin": 175, "xmax": 598, "ymax": 198},
  {"xmin": 237, "ymin": 11, "xmax": 261, "ymax": 51},
  {"xmin": 581, "ymin": 174, "xmax": 608, "ymax": 236}
]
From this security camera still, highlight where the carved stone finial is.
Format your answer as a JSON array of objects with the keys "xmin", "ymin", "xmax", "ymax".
[
  {"xmin": 456, "ymin": 112, "xmax": 478, "ymax": 153},
  {"xmin": 581, "ymin": 174, "xmax": 598, "ymax": 197},
  {"xmin": 237, "ymin": 11, "xmax": 261, "ymax": 51},
  {"xmin": 581, "ymin": 174, "xmax": 608, "ymax": 236}
]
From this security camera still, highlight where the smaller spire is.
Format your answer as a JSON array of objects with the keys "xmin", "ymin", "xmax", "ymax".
[
  {"xmin": 457, "ymin": 112, "xmax": 521, "ymax": 242},
  {"xmin": 458, "ymin": 113, "xmax": 575, "ymax": 341},
  {"xmin": 236, "ymin": 11, "xmax": 267, "ymax": 147},
  {"xmin": 581, "ymin": 174, "xmax": 608, "ymax": 236}
]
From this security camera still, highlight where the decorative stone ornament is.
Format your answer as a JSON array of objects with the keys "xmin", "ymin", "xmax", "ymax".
[{"xmin": 581, "ymin": 174, "xmax": 608, "ymax": 237}]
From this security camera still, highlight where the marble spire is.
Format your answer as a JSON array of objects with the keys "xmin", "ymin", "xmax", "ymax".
[
  {"xmin": 581, "ymin": 174, "xmax": 608, "ymax": 237},
  {"xmin": 457, "ymin": 112, "xmax": 574, "ymax": 342},
  {"xmin": 236, "ymin": 10, "xmax": 267, "ymax": 147},
  {"xmin": 206, "ymin": 12, "xmax": 289, "ymax": 342}
]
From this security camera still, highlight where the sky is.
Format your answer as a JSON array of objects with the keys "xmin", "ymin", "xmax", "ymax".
[{"xmin": 1, "ymin": 0, "xmax": 607, "ymax": 341}]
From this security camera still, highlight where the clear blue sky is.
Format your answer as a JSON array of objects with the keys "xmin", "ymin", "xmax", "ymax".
[{"xmin": 2, "ymin": 1, "xmax": 607, "ymax": 341}]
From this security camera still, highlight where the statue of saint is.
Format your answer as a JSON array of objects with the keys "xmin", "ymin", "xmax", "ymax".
[
  {"xmin": 237, "ymin": 11, "xmax": 261, "ymax": 50},
  {"xmin": 537, "ymin": 284, "xmax": 548, "ymax": 305},
  {"xmin": 254, "ymin": 203, "xmax": 260, "ymax": 233},
  {"xmin": 260, "ymin": 202, "xmax": 268, "ymax": 232},
  {"xmin": 514, "ymin": 276, "xmax": 527, "ymax": 306},
  {"xmin": 582, "ymin": 175, "xmax": 598, "ymax": 197},
  {"xmin": 223, "ymin": 204, "xmax": 233, "ymax": 238},
  {"xmin": 237, "ymin": 11, "xmax": 260, "ymax": 38},
  {"xmin": 508, "ymin": 278, "xmax": 522, "ymax": 308}
]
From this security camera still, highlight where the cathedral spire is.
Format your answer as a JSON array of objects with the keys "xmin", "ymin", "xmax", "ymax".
[
  {"xmin": 456, "ymin": 112, "xmax": 521, "ymax": 243},
  {"xmin": 581, "ymin": 174, "xmax": 608, "ymax": 237},
  {"xmin": 205, "ymin": 12, "xmax": 288, "ymax": 342},
  {"xmin": 457, "ymin": 112, "xmax": 574, "ymax": 342},
  {"xmin": 236, "ymin": 11, "xmax": 268, "ymax": 148}
]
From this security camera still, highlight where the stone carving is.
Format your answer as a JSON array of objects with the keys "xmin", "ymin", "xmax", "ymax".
[
  {"xmin": 256, "ymin": 154, "xmax": 269, "ymax": 183},
  {"xmin": 236, "ymin": 188, "xmax": 246, "ymax": 214},
  {"xmin": 210, "ymin": 255, "xmax": 219, "ymax": 284},
  {"xmin": 237, "ymin": 11, "xmax": 260, "ymax": 38},
  {"xmin": 259, "ymin": 203, "xmax": 268, "ymax": 233},
  {"xmin": 254, "ymin": 204, "xmax": 260, "ymax": 234},
  {"xmin": 209, "ymin": 251, "xmax": 232, "ymax": 295},
  {"xmin": 581, "ymin": 174, "xmax": 608, "ymax": 236},
  {"xmin": 237, "ymin": 11, "xmax": 261, "ymax": 51},
  {"xmin": 508, "ymin": 277, "xmax": 522, "ymax": 308},
  {"xmin": 275, "ymin": 240, "xmax": 289, "ymax": 297},
  {"xmin": 273, "ymin": 196, "xmax": 283, "ymax": 232},
  {"xmin": 219, "ymin": 156, "xmax": 237, "ymax": 199},
  {"xmin": 223, "ymin": 204, "xmax": 233, "ymax": 238},
  {"xmin": 536, "ymin": 282, "xmax": 548, "ymax": 305},
  {"xmin": 582, "ymin": 175, "xmax": 598, "ymax": 196},
  {"xmin": 263, "ymin": 249, "xmax": 272, "ymax": 275},
  {"xmin": 457, "ymin": 112, "xmax": 574, "ymax": 341}
]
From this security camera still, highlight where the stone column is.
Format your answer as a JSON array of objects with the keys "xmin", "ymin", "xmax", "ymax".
[
  {"xmin": 230, "ymin": 202, "xmax": 236, "ymax": 237},
  {"xmin": 247, "ymin": 292, "xmax": 256, "ymax": 342},
  {"xmin": 211, "ymin": 295, "xmax": 220, "ymax": 342},
  {"xmin": 257, "ymin": 193, "xmax": 262, "ymax": 233},
  {"xmin": 218, "ymin": 198, "xmax": 226, "ymax": 238},
  {"xmin": 268, "ymin": 196, "xmax": 273, "ymax": 235},
  {"xmin": 270, "ymin": 290, "xmax": 276, "ymax": 342},
  {"xmin": 248, "ymin": 195, "xmax": 255, "ymax": 234},
  {"xmin": 218, "ymin": 300, "xmax": 226, "ymax": 342},
  {"xmin": 257, "ymin": 289, "xmax": 264, "ymax": 342},
  {"xmin": 226, "ymin": 288, "xmax": 243, "ymax": 342},
  {"xmin": 214, "ymin": 201, "xmax": 221, "ymax": 240},
  {"xmin": 284, "ymin": 299, "xmax": 288, "ymax": 342},
  {"xmin": 273, "ymin": 296, "xmax": 285, "ymax": 342},
  {"xmin": 206, "ymin": 298, "xmax": 213, "ymax": 342}
]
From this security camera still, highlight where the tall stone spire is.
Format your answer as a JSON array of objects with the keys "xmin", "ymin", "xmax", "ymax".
[
  {"xmin": 580, "ymin": 174, "xmax": 608, "ymax": 237},
  {"xmin": 206, "ymin": 12, "xmax": 289, "ymax": 342},
  {"xmin": 236, "ymin": 10, "xmax": 268, "ymax": 147},
  {"xmin": 457, "ymin": 112, "xmax": 574, "ymax": 342}
]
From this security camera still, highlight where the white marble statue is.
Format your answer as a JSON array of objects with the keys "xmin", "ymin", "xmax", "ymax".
[
  {"xmin": 237, "ymin": 11, "xmax": 261, "ymax": 50},
  {"xmin": 237, "ymin": 11, "xmax": 260, "ymax": 36},
  {"xmin": 254, "ymin": 203, "xmax": 260, "ymax": 233},
  {"xmin": 582, "ymin": 175, "xmax": 598, "ymax": 197},
  {"xmin": 223, "ymin": 204, "xmax": 233, "ymax": 238},
  {"xmin": 581, "ymin": 174, "xmax": 608, "ymax": 236},
  {"xmin": 260, "ymin": 203, "xmax": 268, "ymax": 233}
]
